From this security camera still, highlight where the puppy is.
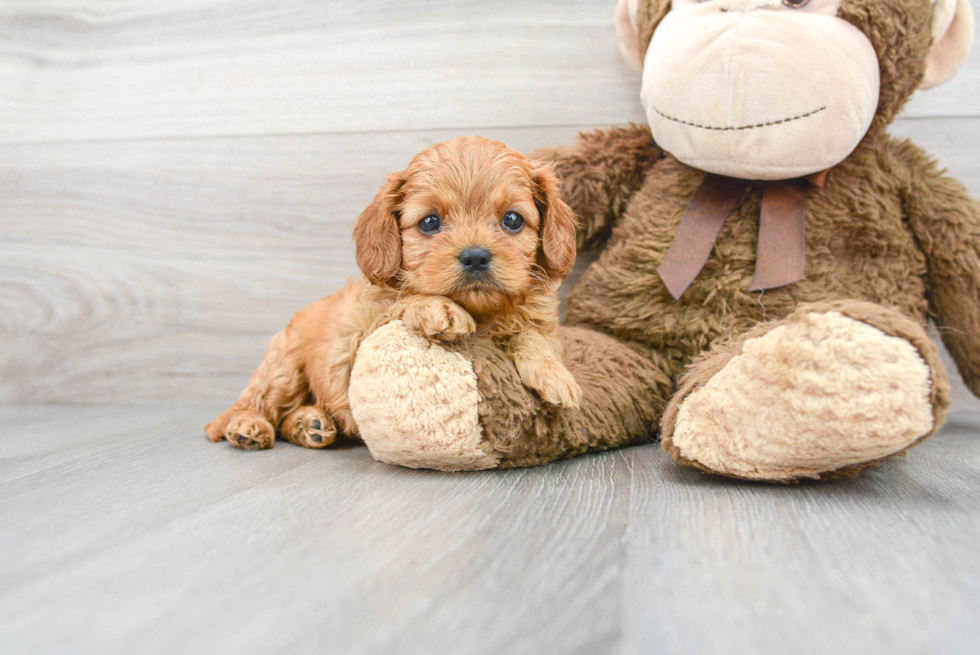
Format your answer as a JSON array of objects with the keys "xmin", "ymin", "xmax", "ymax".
[{"xmin": 205, "ymin": 136, "xmax": 581, "ymax": 450}]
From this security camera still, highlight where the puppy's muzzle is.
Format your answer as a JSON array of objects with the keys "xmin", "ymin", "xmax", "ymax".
[{"xmin": 458, "ymin": 247, "xmax": 492, "ymax": 276}]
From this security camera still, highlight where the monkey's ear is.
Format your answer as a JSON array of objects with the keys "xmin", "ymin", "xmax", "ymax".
[
  {"xmin": 615, "ymin": 0, "xmax": 672, "ymax": 72},
  {"xmin": 921, "ymin": 0, "xmax": 974, "ymax": 90},
  {"xmin": 533, "ymin": 163, "xmax": 578, "ymax": 280},
  {"xmin": 616, "ymin": 0, "xmax": 643, "ymax": 72},
  {"xmin": 354, "ymin": 172, "xmax": 405, "ymax": 285}
]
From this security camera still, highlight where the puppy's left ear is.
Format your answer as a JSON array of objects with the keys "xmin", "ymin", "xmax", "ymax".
[{"xmin": 533, "ymin": 163, "xmax": 578, "ymax": 279}]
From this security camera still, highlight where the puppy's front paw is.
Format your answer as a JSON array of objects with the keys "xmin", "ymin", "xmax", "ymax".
[
  {"xmin": 402, "ymin": 296, "xmax": 476, "ymax": 342},
  {"xmin": 517, "ymin": 357, "xmax": 583, "ymax": 409}
]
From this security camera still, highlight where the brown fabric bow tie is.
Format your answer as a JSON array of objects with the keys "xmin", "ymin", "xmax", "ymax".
[{"xmin": 656, "ymin": 170, "xmax": 830, "ymax": 300}]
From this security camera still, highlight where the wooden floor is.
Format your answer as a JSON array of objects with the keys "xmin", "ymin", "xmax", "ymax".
[{"xmin": 1, "ymin": 405, "xmax": 979, "ymax": 654}]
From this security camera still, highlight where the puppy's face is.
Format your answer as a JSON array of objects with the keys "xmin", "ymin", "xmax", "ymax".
[{"xmin": 354, "ymin": 137, "xmax": 577, "ymax": 319}]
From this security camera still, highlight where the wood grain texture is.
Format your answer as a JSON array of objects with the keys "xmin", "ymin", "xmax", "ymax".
[
  {"xmin": 3, "ymin": 119, "xmax": 979, "ymax": 405},
  {"xmin": 0, "ymin": 0, "xmax": 975, "ymax": 144},
  {"xmin": 0, "ymin": 0, "xmax": 646, "ymax": 143},
  {"xmin": 624, "ymin": 412, "xmax": 980, "ymax": 655},
  {"xmin": 0, "ymin": 0, "xmax": 977, "ymax": 407},
  {"xmin": 1, "ymin": 404, "xmax": 978, "ymax": 654},
  {"xmin": 0, "ymin": 404, "xmax": 631, "ymax": 654},
  {"xmin": 0, "ymin": 125, "xmax": 585, "ymax": 403}
]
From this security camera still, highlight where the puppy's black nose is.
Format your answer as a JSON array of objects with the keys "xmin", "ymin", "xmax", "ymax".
[{"xmin": 459, "ymin": 247, "xmax": 492, "ymax": 274}]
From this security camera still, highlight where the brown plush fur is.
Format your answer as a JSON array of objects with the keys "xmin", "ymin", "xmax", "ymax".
[
  {"xmin": 445, "ymin": 328, "xmax": 673, "ymax": 468},
  {"xmin": 206, "ymin": 136, "xmax": 581, "ymax": 449},
  {"xmin": 428, "ymin": 0, "xmax": 979, "ymax": 478}
]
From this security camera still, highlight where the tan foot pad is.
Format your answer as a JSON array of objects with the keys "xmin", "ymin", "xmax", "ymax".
[
  {"xmin": 349, "ymin": 320, "xmax": 500, "ymax": 471},
  {"xmin": 671, "ymin": 311, "xmax": 935, "ymax": 481}
]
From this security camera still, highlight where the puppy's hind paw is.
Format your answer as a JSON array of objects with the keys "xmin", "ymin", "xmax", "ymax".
[
  {"xmin": 281, "ymin": 405, "xmax": 337, "ymax": 449},
  {"xmin": 402, "ymin": 296, "xmax": 476, "ymax": 342},
  {"xmin": 205, "ymin": 417, "xmax": 229, "ymax": 442},
  {"xmin": 225, "ymin": 412, "xmax": 275, "ymax": 450}
]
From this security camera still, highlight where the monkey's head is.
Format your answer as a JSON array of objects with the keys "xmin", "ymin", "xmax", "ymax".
[{"xmin": 616, "ymin": 0, "xmax": 974, "ymax": 179}]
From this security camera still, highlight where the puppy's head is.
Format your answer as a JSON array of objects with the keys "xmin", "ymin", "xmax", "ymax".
[{"xmin": 354, "ymin": 136, "xmax": 577, "ymax": 319}]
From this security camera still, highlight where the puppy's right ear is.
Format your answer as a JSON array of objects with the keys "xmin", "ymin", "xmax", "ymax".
[
  {"xmin": 532, "ymin": 162, "xmax": 578, "ymax": 280},
  {"xmin": 354, "ymin": 172, "xmax": 405, "ymax": 285}
]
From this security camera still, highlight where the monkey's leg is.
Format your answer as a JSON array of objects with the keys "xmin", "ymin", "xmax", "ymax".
[
  {"xmin": 348, "ymin": 320, "xmax": 672, "ymax": 470},
  {"xmin": 661, "ymin": 300, "xmax": 951, "ymax": 482}
]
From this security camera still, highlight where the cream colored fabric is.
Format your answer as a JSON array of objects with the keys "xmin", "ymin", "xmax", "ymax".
[
  {"xmin": 616, "ymin": 0, "xmax": 642, "ymax": 72},
  {"xmin": 640, "ymin": 0, "xmax": 879, "ymax": 180},
  {"xmin": 922, "ymin": 0, "xmax": 975, "ymax": 90},
  {"xmin": 671, "ymin": 312, "xmax": 935, "ymax": 481},
  {"xmin": 349, "ymin": 320, "xmax": 500, "ymax": 471}
]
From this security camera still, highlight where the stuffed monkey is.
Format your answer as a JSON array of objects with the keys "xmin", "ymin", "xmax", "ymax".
[{"xmin": 347, "ymin": 0, "xmax": 979, "ymax": 481}]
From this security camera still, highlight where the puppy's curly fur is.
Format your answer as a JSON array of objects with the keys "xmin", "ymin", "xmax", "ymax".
[{"xmin": 205, "ymin": 136, "xmax": 580, "ymax": 450}]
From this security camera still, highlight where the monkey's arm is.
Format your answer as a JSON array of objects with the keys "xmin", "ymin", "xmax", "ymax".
[
  {"xmin": 531, "ymin": 124, "xmax": 663, "ymax": 251},
  {"xmin": 898, "ymin": 139, "xmax": 980, "ymax": 396}
]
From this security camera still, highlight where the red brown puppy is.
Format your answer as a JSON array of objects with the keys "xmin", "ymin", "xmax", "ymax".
[{"xmin": 205, "ymin": 136, "xmax": 581, "ymax": 450}]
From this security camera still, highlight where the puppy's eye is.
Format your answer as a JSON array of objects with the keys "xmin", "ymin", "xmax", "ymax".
[
  {"xmin": 418, "ymin": 215, "xmax": 442, "ymax": 234},
  {"xmin": 501, "ymin": 211, "xmax": 524, "ymax": 233}
]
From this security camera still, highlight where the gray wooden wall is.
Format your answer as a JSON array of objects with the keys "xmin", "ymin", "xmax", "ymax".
[{"xmin": 1, "ymin": 0, "xmax": 978, "ymax": 407}]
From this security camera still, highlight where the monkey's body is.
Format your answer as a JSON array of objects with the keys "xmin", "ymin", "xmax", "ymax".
[
  {"xmin": 536, "ymin": 123, "xmax": 978, "ymax": 479},
  {"xmin": 341, "ymin": 0, "xmax": 979, "ymax": 481},
  {"xmin": 565, "ymin": 129, "xmax": 937, "ymax": 381}
]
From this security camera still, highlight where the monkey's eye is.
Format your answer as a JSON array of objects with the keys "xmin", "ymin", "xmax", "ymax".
[
  {"xmin": 782, "ymin": 0, "xmax": 810, "ymax": 7},
  {"xmin": 418, "ymin": 214, "xmax": 442, "ymax": 234},
  {"xmin": 501, "ymin": 211, "xmax": 524, "ymax": 233}
]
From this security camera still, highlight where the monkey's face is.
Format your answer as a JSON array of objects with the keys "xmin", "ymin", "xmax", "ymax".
[{"xmin": 641, "ymin": 0, "xmax": 879, "ymax": 180}]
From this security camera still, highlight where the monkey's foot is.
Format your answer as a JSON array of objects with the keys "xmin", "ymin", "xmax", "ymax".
[{"xmin": 661, "ymin": 301, "xmax": 950, "ymax": 482}]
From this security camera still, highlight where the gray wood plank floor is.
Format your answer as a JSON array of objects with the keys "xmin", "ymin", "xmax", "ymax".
[{"xmin": 1, "ymin": 405, "xmax": 979, "ymax": 654}]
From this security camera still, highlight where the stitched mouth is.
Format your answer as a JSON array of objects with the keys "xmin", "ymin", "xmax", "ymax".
[{"xmin": 652, "ymin": 105, "xmax": 827, "ymax": 131}]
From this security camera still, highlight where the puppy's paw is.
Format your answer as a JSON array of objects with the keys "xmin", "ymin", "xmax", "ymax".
[
  {"xmin": 205, "ymin": 414, "xmax": 230, "ymax": 442},
  {"xmin": 281, "ymin": 405, "xmax": 337, "ymax": 449},
  {"xmin": 225, "ymin": 412, "xmax": 275, "ymax": 450},
  {"xmin": 517, "ymin": 357, "xmax": 583, "ymax": 409},
  {"xmin": 402, "ymin": 296, "xmax": 476, "ymax": 342}
]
